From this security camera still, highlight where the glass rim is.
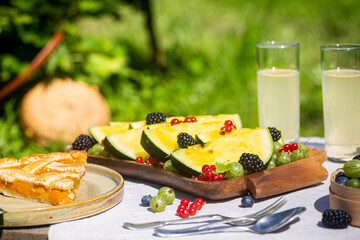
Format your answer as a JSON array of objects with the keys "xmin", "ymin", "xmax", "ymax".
[
  {"xmin": 321, "ymin": 44, "xmax": 360, "ymax": 51},
  {"xmin": 256, "ymin": 41, "xmax": 299, "ymax": 49}
]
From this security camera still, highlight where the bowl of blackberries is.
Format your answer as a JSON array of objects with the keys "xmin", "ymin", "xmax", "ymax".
[{"xmin": 329, "ymin": 155, "xmax": 360, "ymax": 227}]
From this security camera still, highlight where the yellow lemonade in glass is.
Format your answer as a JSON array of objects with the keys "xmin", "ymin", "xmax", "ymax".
[
  {"xmin": 257, "ymin": 68, "xmax": 299, "ymax": 143},
  {"xmin": 322, "ymin": 69, "xmax": 360, "ymax": 159}
]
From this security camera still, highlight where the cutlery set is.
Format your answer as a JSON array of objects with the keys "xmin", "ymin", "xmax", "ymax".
[{"xmin": 123, "ymin": 197, "xmax": 306, "ymax": 237}]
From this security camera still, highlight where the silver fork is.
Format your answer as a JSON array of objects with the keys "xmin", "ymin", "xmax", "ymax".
[{"xmin": 123, "ymin": 196, "xmax": 286, "ymax": 230}]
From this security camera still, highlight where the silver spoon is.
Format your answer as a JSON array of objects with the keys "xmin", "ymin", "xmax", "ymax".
[{"xmin": 154, "ymin": 206, "xmax": 306, "ymax": 237}]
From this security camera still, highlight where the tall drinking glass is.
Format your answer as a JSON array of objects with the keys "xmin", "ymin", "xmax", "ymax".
[
  {"xmin": 257, "ymin": 41, "xmax": 300, "ymax": 143},
  {"xmin": 321, "ymin": 44, "xmax": 360, "ymax": 162}
]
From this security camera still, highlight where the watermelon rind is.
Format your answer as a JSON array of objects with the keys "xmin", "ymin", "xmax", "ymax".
[
  {"xmin": 104, "ymin": 128, "xmax": 149, "ymax": 160},
  {"xmin": 170, "ymin": 128, "xmax": 274, "ymax": 177}
]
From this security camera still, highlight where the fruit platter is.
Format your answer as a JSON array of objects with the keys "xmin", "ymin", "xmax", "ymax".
[{"xmin": 72, "ymin": 112, "xmax": 328, "ymax": 200}]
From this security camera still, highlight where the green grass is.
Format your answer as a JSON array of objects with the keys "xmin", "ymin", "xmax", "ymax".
[{"xmin": 1, "ymin": 0, "xmax": 359, "ymax": 158}]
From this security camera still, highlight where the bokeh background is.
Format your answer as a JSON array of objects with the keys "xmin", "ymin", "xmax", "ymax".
[{"xmin": 1, "ymin": 0, "xmax": 359, "ymax": 158}]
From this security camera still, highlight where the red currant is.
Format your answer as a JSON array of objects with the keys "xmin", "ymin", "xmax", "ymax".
[
  {"xmin": 180, "ymin": 209, "xmax": 190, "ymax": 218},
  {"xmin": 218, "ymin": 173, "xmax": 225, "ymax": 180},
  {"xmin": 230, "ymin": 125, "xmax": 237, "ymax": 130},
  {"xmin": 210, "ymin": 165, "xmax": 216, "ymax": 171},
  {"xmin": 189, "ymin": 202, "xmax": 198, "ymax": 209},
  {"xmin": 148, "ymin": 156, "xmax": 156, "ymax": 163},
  {"xmin": 225, "ymin": 126, "xmax": 232, "ymax": 133},
  {"xmin": 189, "ymin": 207, "xmax": 197, "ymax": 216},
  {"xmin": 278, "ymin": 149, "xmax": 286, "ymax": 153},
  {"xmin": 177, "ymin": 208, "xmax": 185, "ymax": 216},
  {"xmin": 224, "ymin": 120, "xmax": 233, "ymax": 127},
  {"xmin": 184, "ymin": 117, "xmax": 193, "ymax": 123},
  {"xmin": 220, "ymin": 126, "xmax": 226, "ymax": 132},
  {"xmin": 177, "ymin": 204, "xmax": 187, "ymax": 211},
  {"xmin": 190, "ymin": 116, "xmax": 197, "ymax": 122},
  {"xmin": 171, "ymin": 118, "xmax": 180, "ymax": 126},
  {"xmin": 290, "ymin": 143, "xmax": 298, "ymax": 151},
  {"xmin": 283, "ymin": 144, "xmax": 291, "ymax": 152},
  {"xmin": 194, "ymin": 198, "xmax": 205, "ymax": 205},
  {"xmin": 205, "ymin": 171, "xmax": 213, "ymax": 180},
  {"xmin": 202, "ymin": 165, "xmax": 211, "ymax": 173},
  {"xmin": 146, "ymin": 162, "xmax": 153, "ymax": 166},
  {"xmin": 135, "ymin": 157, "xmax": 143, "ymax": 163},
  {"xmin": 180, "ymin": 198, "xmax": 190, "ymax": 206},
  {"xmin": 193, "ymin": 176, "xmax": 199, "ymax": 181},
  {"xmin": 212, "ymin": 175, "xmax": 220, "ymax": 181}
]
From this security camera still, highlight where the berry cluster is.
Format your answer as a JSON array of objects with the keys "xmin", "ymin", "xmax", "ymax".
[
  {"xmin": 322, "ymin": 209, "xmax": 352, "ymax": 229},
  {"xmin": 146, "ymin": 112, "xmax": 166, "ymax": 125},
  {"xmin": 171, "ymin": 116, "xmax": 197, "ymax": 126},
  {"xmin": 220, "ymin": 120, "xmax": 236, "ymax": 134},
  {"xmin": 268, "ymin": 127, "xmax": 281, "ymax": 141},
  {"xmin": 177, "ymin": 198, "xmax": 205, "ymax": 218},
  {"xmin": 72, "ymin": 134, "xmax": 95, "ymax": 151},
  {"xmin": 177, "ymin": 132, "xmax": 197, "ymax": 148},
  {"xmin": 193, "ymin": 164, "xmax": 225, "ymax": 181},
  {"xmin": 239, "ymin": 153, "xmax": 265, "ymax": 173},
  {"xmin": 135, "ymin": 156, "xmax": 162, "ymax": 168}
]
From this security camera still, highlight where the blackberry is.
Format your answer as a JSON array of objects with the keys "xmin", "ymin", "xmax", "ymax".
[
  {"xmin": 146, "ymin": 112, "xmax": 166, "ymax": 125},
  {"xmin": 238, "ymin": 153, "xmax": 265, "ymax": 173},
  {"xmin": 177, "ymin": 133, "xmax": 197, "ymax": 148},
  {"xmin": 353, "ymin": 155, "xmax": 360, "ymax": 160},
  {"xmin": 268, "ymin": 127, "xmax": 281, "ymax": 142},
  {"xmin": 72, "ymin": 134, "xmax": 95, "ymax": 151},
  {"xmin": 322, "ymin": 209, "xmax": 352, "ymax": 229}
]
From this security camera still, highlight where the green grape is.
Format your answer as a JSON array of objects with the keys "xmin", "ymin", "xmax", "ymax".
[
  {"xmin": 164, "ymin": 160, "xmax": 179, "ymax": 174},
  {"xmin": 225, "ymin": 162, "xmax": 244, "ymax": 179},
  {"xmin": 291, "ymin": 149, "xmax": 303, "ymax": 161},
  {"xmin": 298, "ymin": 144, "xmax": 309, "ymax": 152},
  {"xmin": 346, "ymin": 178, "xmax": 360, "ymax": 188},
  {"xmin": 276, "ymin": 152, "xmax": 291, "ymax": 166},
  {"xmin": 301, "ymin": 151, "xmax": 309, "ymax": 159},
  {"xmin": 266, "ymin": 156, "xmax": 277, "ymax": 169},
  {"xmin": 88, "ymin": 143, "xmax": 109, "ymax": 157},
  {"xmin": 158, "ymin": 187, "xmax": 175, "ymax": 205},
  {"xmin": 150, "ymin": 195, "xmax": 167, "ymax": 212},
  {"xmin": 273, "ymin": 141, "xmax": 283, "ymax": 153}
]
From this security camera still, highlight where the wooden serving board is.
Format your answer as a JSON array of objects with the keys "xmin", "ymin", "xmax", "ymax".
[{"xmin": 87, "ymin": 148, "xmax": 328, "ymax": 200}]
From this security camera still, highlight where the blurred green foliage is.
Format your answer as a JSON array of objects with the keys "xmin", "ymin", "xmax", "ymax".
[{"xmin": 0, "ymin": 0, "xmax": 359, "ymax": 158}]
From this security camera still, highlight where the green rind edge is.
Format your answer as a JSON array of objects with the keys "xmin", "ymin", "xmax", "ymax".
[
  {"xmin": 89, "ymin": 127, "xmax": 106, "ymax": 143},
  {"xmin": 104, "ymin": 135, "xmax": 134, "ymax": 160},
  {"xmin": 140, "ymin": 130, "xmax": 169, "ymax": 162}
]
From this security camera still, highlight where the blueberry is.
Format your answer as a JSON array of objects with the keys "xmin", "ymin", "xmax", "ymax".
[
  {"xmin": 335, "ymin": 176, "xmax": 349, "ymax": 186},
  {"xmin": 335, "ymin": 172, "xmax": 346, "ymax": 180},
  {"xmin": 241, "ymin": 195, "xmax": 254, "ymax": 207},
  {"xmin": 141, "ymin": 195, "xmax": 152, "ymax": 206}
]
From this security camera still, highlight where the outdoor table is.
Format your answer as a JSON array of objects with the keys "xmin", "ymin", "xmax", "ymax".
[{"xmin": 1, "ymin": 137, "xmax": 359, "ymax": 240}]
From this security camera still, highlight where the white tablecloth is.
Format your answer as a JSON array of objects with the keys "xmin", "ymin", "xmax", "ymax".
[{"xmin": 48, "ymin": 137, "xmax": 360, "ymax": 240}]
